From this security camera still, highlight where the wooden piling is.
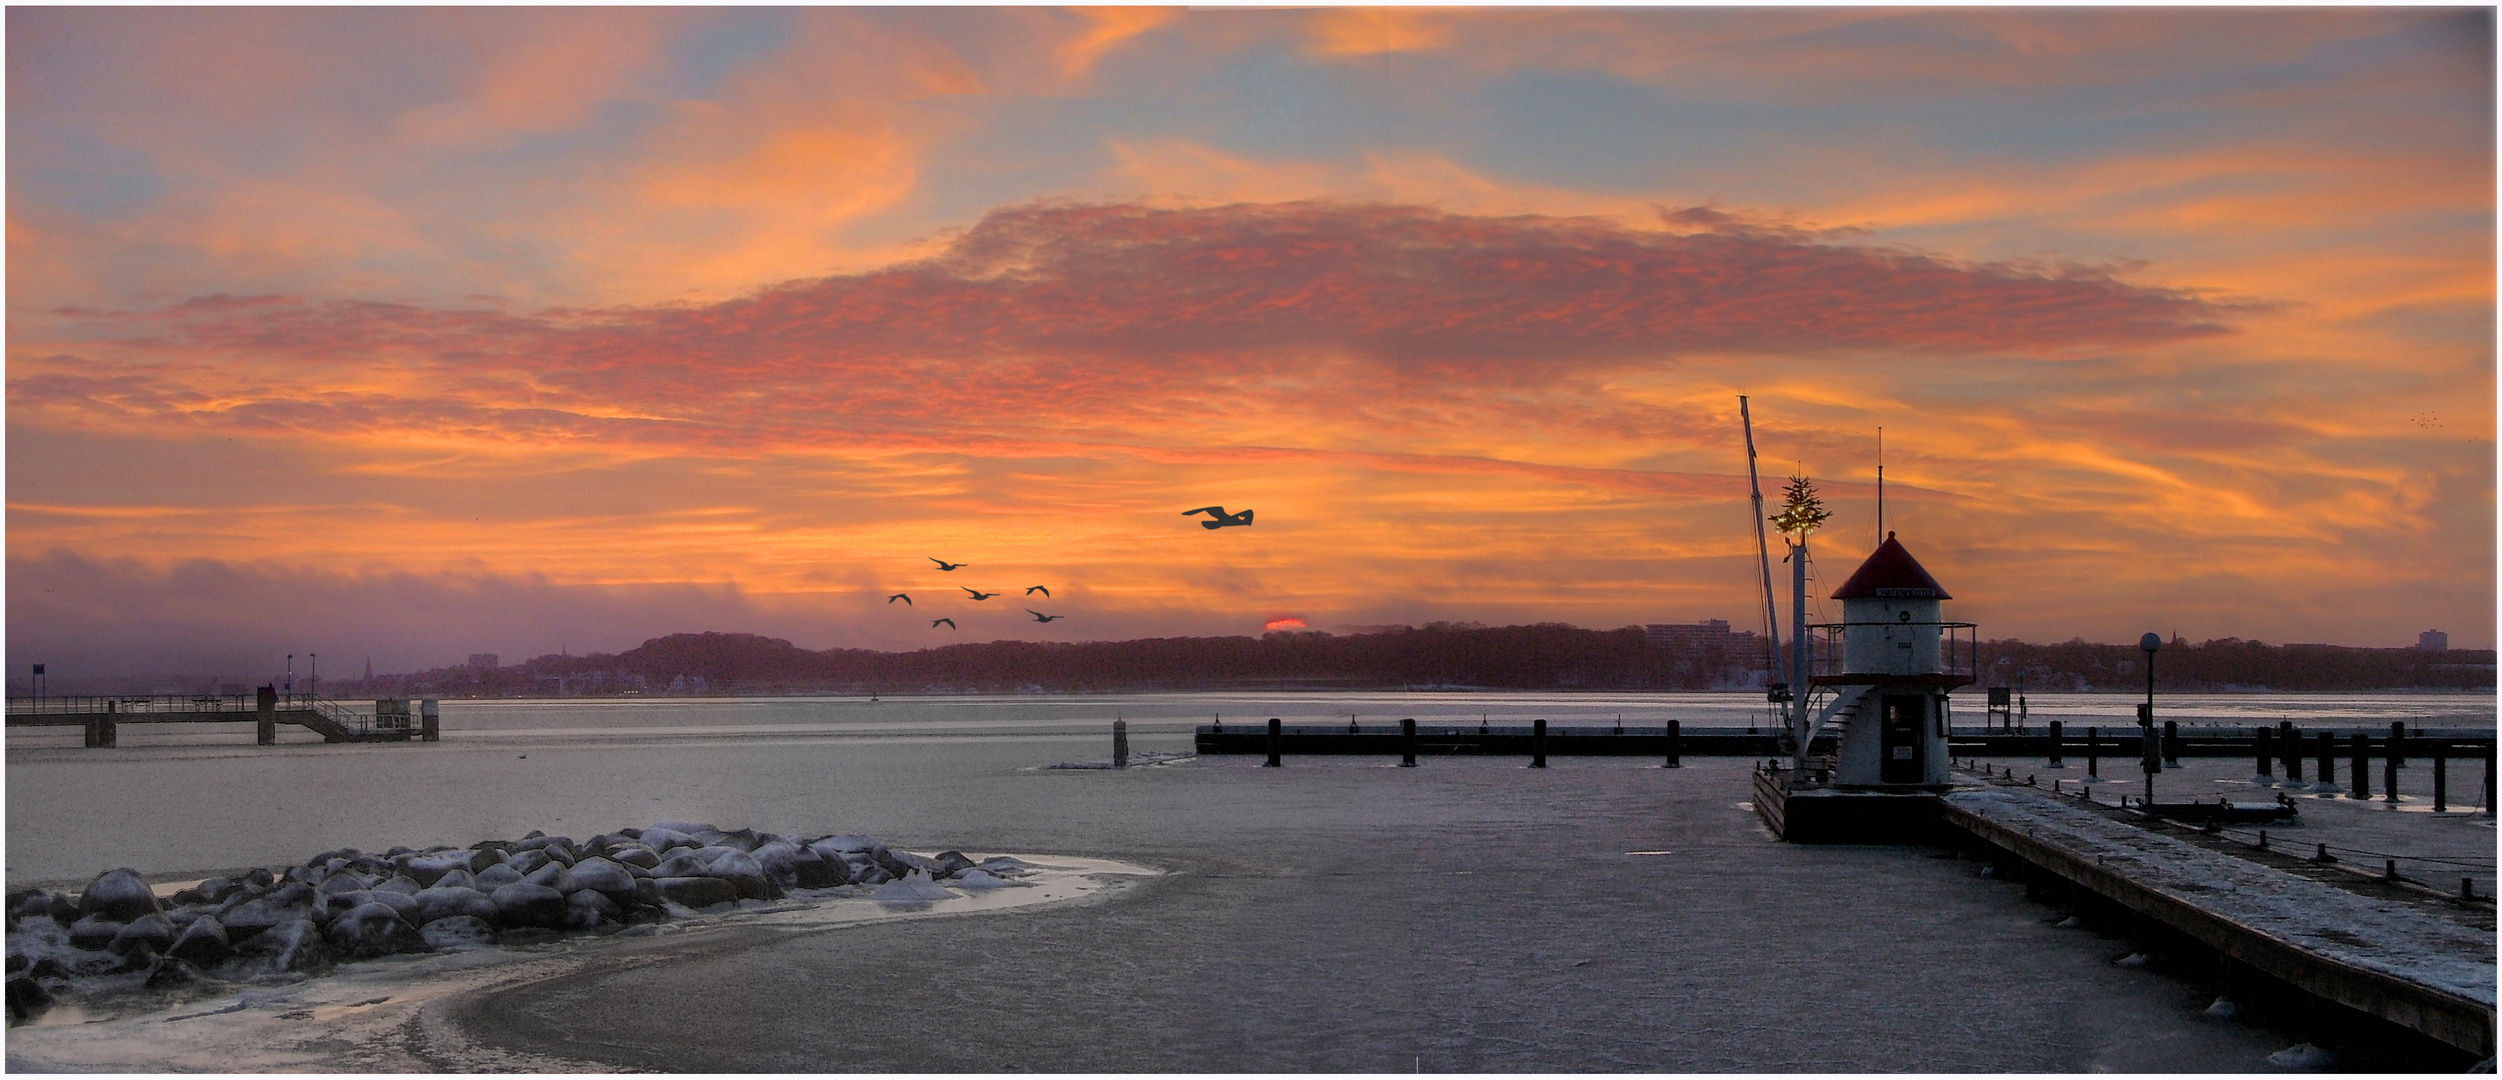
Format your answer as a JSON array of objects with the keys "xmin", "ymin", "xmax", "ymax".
[
  {"xmin": 2317, "ymin": 731, "xmax": 2335, "ymax": 790},
  {"xmin": 419, "ymin": 698, "xmax": 439, "ymax": 742},
  {"xmin": 1664, "ymin": 719, "xmax": 1681, "ymax": 769},
  {"xmin": 2282, "ymin": 722, "xmax": 2302, "ymax": 783},
  {"xmin": 257, "ymin": 684, "xmax": 277, "ymax": 746},
  {"xmin": 2254, "ymin": 726, "xmax": 2273, "ymax": 781},
  {"xmin": 2163, "ymin": 719, "xmax": 2179, "ymax": 766},
  {"xmin": 2433, "ymin": 742, "xmax": 2447, "ymax": 812},
  {"xmin": 2384, "ymin": 745, "xmax": 2399, "ymax": 804},
  {"xmin": 1113, "ymin": 719, "xmax": 1129, "ymax": 769},
  {"xmin": 2086, "ymin": 726, "xmax": 2098, "ymax": 778},
  {"xmin": 2485, "ymin": 743, "xmax": 2495, "ymax": 815},
  {"xmin": 1265, "ymin": 718, "xmax": 1281, "ymax": 767},
  {"xmin": 2351, "ymin": 733, "xmax": 2369, "ymax": 800},
  {"xmin": 1532, "ymin": 718, "xmax": 1547, "ymax": 768},
  {"xmin": 2047, "ymin": 720, "xmax": 2063, "ymax": 767},
  {"xmin": 1400, "ymin": 718, "xmax": 1417, "ymax": 767}
]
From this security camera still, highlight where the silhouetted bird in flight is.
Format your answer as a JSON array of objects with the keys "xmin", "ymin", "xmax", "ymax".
[
  {"xmin": 887, "ymin": 593, "xmax": 911, "ymax": 606},
  {"xmin": 929, "ymin": 557, "xmax": 966, "ymax": 571},
  {"xmin": 962, "ymin": 587, "xmax": 999, "ymax": 600},
  {"xmin": 1181, "ymin": 506, "xmax": 1254, "ymax": 529},
  {"xmin": 1027, "ymin": 610, "xmax": 1064, "ymax": 622},
  {"xmin": 932, "ymin": 618, "xmax": 957, "ymax": 630},
  {"xmin": 1025, "ymin": 585, "xmax": 1050, "ymax": 597}
]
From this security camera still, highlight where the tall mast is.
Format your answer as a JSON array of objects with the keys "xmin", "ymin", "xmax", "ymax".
[
  {"xmin": 1739, "ymin": 397, "xmax": 1782, "ymax": 692},
  {"xmin": 1876, "ymin": 427, "xmax": 1884, "ymax": 545}
]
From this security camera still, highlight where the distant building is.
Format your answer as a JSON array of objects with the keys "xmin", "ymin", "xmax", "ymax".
[
  {"xmin": 1645, "ymin": 620, "xmax": 1734, "ymax": 652},
  {"xmin": 2418, "ymin": 630, "xmax": 2449, "ymax": 652},
  {"xmin": 467, "ymin": 653, "xmax": 500, "ymax": 670}
]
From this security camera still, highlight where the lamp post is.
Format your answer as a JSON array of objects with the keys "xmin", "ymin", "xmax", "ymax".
[
  {"xmin": 286, "ymin": 654, "xmax": 294, "ymax": 696},
  {"xmin": 2138, "ymin": 632, "xmax": 2162, "ymax": 806},
  {"xmin": 310, "ymin": 653, "xmax": 318, "ymax": 700}
]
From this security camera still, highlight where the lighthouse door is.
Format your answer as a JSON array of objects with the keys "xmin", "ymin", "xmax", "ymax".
[{"xmin": 1879, "ymin": 694, "xmax": 1926, "ymax": 784}]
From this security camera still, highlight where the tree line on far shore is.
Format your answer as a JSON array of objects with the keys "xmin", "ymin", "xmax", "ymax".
[{"xmin": 334, "ymin": 624, "xmax": 2495, "ymax": 698}]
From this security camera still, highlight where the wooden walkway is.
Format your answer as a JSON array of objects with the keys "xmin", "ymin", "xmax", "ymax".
[{"xmin": 5, "ymin": 693, "xmax": 430, "ymax": 745}]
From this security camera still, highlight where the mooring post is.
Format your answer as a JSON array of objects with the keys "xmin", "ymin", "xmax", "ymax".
[
  {"xmin": 1265, "ymin": 718, "xmax": 1282, "ymax": 767},
  {"xmin": 2433, "ymin": 742, "xmax": 2448, "ymax": 812},
  {"xmin": 420, "ymin": 698, "xmax": 440, "ymax": 742},
  {"xmin": 2384, "ymin": 744, "xmax": 2399, "ymax": 804},
  {"xmin": 2484, "ymin": 743, "xmax": 2495, "ymax": 816},
  {"xmin": 98, "ymin": 699, "xmax": 117, "ymax": 748},
  {"xmin": 2162, "ymin": 719, "xmax": 2179, "ymax": 766},
  {"xmin": 256, "ymin": 684, "xmax": 277, "ymax": 746},
  {"xmin": 2254, "ymin": 726, "xmax": 2273, "ymax": 783},
  {"xmin": 1400, "ymin": 718, "xmax": 1417, "ymax": 767},
  {"xmin": 2391, "ymin": 721, "xmax": 2407, "ymax": 771},
  {"xmin": 2086, "ymin": 726, "xmax": 2098, "ymax": 778},
  {"xmin": 2282, "ymin": 722, "xmax": 2302, "ymax": 783},
  {"xmin": 2351, "ymin": 734, "xmax": 2369, "ymax": 800},
  {"xmin": 2316, "ymin": 731, "xmax": 2336, "ymax": 792},
  {"xmin": 1532, "ymin": 718, "xmax": 1547, "ymax": 768},
  {"xmin": 1113, "ymin": 719, "xmax": 1129, "ymax": 769},
  {"xmin": 2047, "ymin": 719, "xmax": 2064, "ymax": 767},
  {"xmin": 1665, "ymin": 719, "xmax": 1682, "ymax": 769}
]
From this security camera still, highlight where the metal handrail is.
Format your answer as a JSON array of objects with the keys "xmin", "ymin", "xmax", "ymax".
[
  {"xmin": 5, "ymin": 693, "xmax": 376, "ymax": 731},
  {"xmin": 1805, "ymin": 620, "xmax": 1981, "ymax": 684}
]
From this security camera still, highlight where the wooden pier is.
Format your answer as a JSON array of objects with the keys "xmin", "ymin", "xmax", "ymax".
[
  {"xmin": 1196, "ymin": 723, "xmax": 2496, "ymax": 761},
  {"xmin": 5, "ymin": 689, "xmax": 437, "ymax": 746}
]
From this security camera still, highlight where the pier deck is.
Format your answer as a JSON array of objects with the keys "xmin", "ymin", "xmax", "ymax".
[
  {"xmin": 1938, "ymin": 785, "xmax": 2495, "ymax": 1057},
  {"xmin": 4, "ymin": 694, "xmax": 423, "ymax": 744}
]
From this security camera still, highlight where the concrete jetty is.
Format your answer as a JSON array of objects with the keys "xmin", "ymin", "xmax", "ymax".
[
  {"xmin": 1938, "ymin": 785, "xmax": 2494, "ymax": 1058},
  {"xmin": 5, "ymin": 689, "xmax": 437, "ymax": 746}
]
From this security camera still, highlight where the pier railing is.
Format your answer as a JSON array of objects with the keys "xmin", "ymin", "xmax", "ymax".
[{"xmin": 5, "ymin": 693, "xmax": 387, "ymax": 737}]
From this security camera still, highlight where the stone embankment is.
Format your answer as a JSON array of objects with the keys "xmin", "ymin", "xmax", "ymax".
[{"xmin": 5, "ymin": 823, "xmax": 1025, "ymax": 1024}]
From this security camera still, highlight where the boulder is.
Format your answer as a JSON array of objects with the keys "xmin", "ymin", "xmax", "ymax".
[
  {"xmin": 170, "ymin": 878, "xmax": 235, "ymax": 907},
  {"xmin": 410, "ymin": 886, "xmax": 501, "ymax": 927},
  {"xmin": 66, "ymin": 915, "xmax": 124, "ymax": 952},
  {"xmin": 651, "ymin": 853, "xmax": 712, "ymax": 879},
  {"xmin": 168, "ymin": 915, "xmax": 234, "ymax": 966},
  {"xmin": 564, "ymin": 858, "xmax": 637, "ymax": 901},
  {"xmin": 792, "ymin": 851, "xmax": 849, "ymax": 889},
  {"xmin": 263, "ymin": 882, "xmax": 316, "ymax": 910},
  {"xmin": 359, "ymin": 889, "xmax": 421, "ymax": 921},
  {"xmin": 418, "ymin": 916, "xmax": 496, "ymax": 951},
  {"xmin": 540, "ymin": 843, "xmax": 578, "ymax": 868},
  {"xmin": 505, "ymin": 849, "xmax": 550, "ymax": 875},
  {"xmin": 490, "ymin": 883, "xmax": 568, "ymax": 928},
  {"xmin": 562, "ymin": 889, "xmax": 619, "ymax": 929},
  {"xmin": 930, "ymin": 851, "xmax": 977, "ymax": 878},
  {"xmin": 521, "ymin": 862, "xmax": 571, "ymax": 893},
  {"xmin": 872, "ymin": 871, "xmax": 955, "ymax": 906},
  {"xmin": 650, "ymin": 876, "xmax": 738, "ymax": 909},
  {"xmin": 608, "ymin": 845, "xmax": 660, "ymax": 869},
  {"xmin": 473, "ymin": 863, "xmax": 524, "ymax": 889},
  {"xmin": 326, "ymin": 902, "xmax": 426, "ymax": 959},
  {"xmin": 315, "ymin": 872, "xmax": 374, "ymax": 898},
  {"xmin": 78, "ymin": 868, "xmax": 163, "ymax": 922},
  {"xmin": 637, "ymin": 827, "xmax": 702, "ymax": 854},
  {"xmin": 241, "ymin": 867, "xmax": 276, "ymax": 889},
  {"xmin": 233, "ymin": 917, "xmax": 332, "ymax": 975},
  {"xmin": 219, "ymin": 894, "xmax": 311, "ymax": 943},
  {"xmin": 403, "ymin": 851, "xmax": 474, "ymax": 886},
  {"xmin": 715, "ymin": 828, "xmax": 763, "ymax": 852},
  {"xmin": 706, "ymin": 851, "xmax": 781, "ymax": 900},
  {"xmin": 373, "ymin": 874, "xmax": 424, "ymax": 896},
  {"xmin": 144, "ymin": 956, "xmax": 213, "ymax": 989},
  {"xmin": 514, "ymin": 834, "xmax": 574, "ymax": 854},
  {"xmin": 6, "ymin": 974, "xmax": 52, "ymax": 1022},
  {"xmin": 432, "ymin": 869, "xmax": 477, "ymax": 892}
]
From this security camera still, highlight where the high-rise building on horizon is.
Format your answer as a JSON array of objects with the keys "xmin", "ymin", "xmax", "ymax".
[{"xmin": 2418, "ymin": 630, "xmax": 2449, "ymax": 652}]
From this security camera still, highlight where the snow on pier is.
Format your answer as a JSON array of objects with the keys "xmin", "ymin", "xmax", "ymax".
[{"xmin": 1941, "ymin": 787, "xmax": 2494, "ymax": 1056}]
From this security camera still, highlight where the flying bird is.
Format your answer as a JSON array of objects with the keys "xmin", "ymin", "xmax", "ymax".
[
  {"xmin": 932, "ymin": 618, "xmax": 957, "ymax": 630},
  {"xmin": 929, "ymin": 557, "xmax": 966, "ymax": 571},
  {"xmin": 1181, "ymin": 506, "xmax": 1254, "ymax": 529},
  {"xmin": 887, "ymin": 593, "xmax": 911, "ymax": 606},
  {"xmin": 1025, "ymin": 585, "xmax": 1050, "ymax": 597},
  {"xmin": 1027, "ymin": 610, "xmax": 1064, "ymax": 623},
  {"xmin": 962, "ymin": 587, "xmax": 1000, "ymax": 600}
]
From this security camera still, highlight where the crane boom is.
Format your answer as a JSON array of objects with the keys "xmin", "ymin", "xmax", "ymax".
[{"xmin": 1739, "ymin": 396, "xmax": 1783, "ymax": 694}]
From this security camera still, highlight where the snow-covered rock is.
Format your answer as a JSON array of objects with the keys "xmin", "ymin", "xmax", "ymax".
[
  {"xmin": 491, "ymin": 883, "xmax": 569, "ymax": 928},
  {"xmin": 419, "ymin": 915, "xmax": 496, "ymax": 950},
  {"xmin": 326, "ymin": 902, "xmax": 425, "ymax": 959},
  {"xmin": 167, "ymin": 915, "xmax": 233, "ymax": 966},
  {"xmin": 873, "ymin": 871, "xmax": 954, "ymax": 906},
  {"xmin": 77, "ymin": 868, "xmax": 162, "ymax": 923},
  {"xmin": 410, "ymin": 886, "xmax": 500, "ymax": 926},
  {"xmin": 565, "ymin": 857, "xmax": 637, "ymax": 901}
]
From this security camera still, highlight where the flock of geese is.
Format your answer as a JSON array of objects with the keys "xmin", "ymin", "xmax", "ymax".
[{"xmin": 891, "ymin": 506, "xmax": 1254, "ymax": 632}]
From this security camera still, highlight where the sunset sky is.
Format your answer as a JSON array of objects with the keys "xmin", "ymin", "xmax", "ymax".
[{"xmin": 8, "ymin": 7, "xmax": 2494, "ymax": 679}]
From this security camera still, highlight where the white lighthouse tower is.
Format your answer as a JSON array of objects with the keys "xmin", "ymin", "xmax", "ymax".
[{"xmin": 1817, "ymin": 532, "xmax": 1969, "ymax": 788}]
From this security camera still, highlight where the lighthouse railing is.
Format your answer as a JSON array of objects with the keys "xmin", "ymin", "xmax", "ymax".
[{"xmin": 1805, "ymin": 621, "xmax": 1978, "ymax": 685}]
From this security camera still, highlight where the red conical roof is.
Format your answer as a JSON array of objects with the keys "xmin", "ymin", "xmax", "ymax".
[{"xmin": 1830, "ymin": 533, "xmax": 1950, "ymax": 600}]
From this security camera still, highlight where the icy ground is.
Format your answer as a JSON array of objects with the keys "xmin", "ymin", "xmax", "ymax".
[{"xmin": 410, "ymin": 760, "xmax": 2315, "ymax": 1068}]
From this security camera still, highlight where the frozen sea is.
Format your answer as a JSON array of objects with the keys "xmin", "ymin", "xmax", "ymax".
[{"xmin": 6, "ymin": 691, "xmax": 2494, "ymax": 1070}]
